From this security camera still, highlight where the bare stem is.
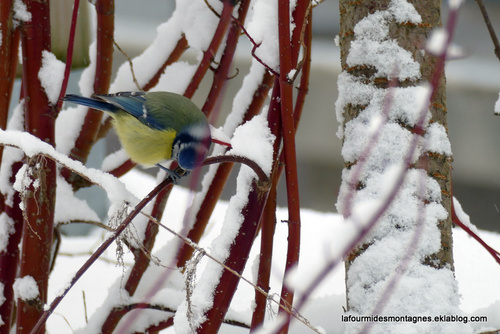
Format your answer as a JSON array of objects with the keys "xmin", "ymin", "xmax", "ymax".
[
  {"xmin": 475, "ymin": 0, "xmax": 500, "ymax": 62},
  {"xmin": 56, "ymin": 0, "xmax": 81, "ymax": 111},
  {"xmin": 276, "ymin": 0, "xmax": 307, "ymax": 332},
  {"xmin": 184, "ymin": 1, "xmax": 236, "ymax": 99},
  {"xmin": 202, "ymin": 155, "xmax": 270, "ymax": 185},
  {"xmin": 17, "ymin": 0, "xmax": 56, "ymax": 331}
]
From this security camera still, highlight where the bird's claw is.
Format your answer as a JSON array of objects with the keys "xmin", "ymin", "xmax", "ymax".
[{"xmin": 156, "ymin": 164, "xmax": 188, "ymax": 184}]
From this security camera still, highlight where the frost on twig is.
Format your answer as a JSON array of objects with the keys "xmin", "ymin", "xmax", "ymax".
[{"xmin": 184, "ymin": 249, "xmax": 205, "ymax": 333}]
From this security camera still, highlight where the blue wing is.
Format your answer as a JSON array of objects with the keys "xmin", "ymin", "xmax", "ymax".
[
  {"xmin": 63, "ymin": 94, "xmax": 121, "ymax": 113},
  {"xmin": 94, "ymin": 92, "xmax": 166, "ymax": 131}
]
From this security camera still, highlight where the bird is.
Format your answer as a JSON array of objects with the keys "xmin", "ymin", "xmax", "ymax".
[{"xmin": 63, "ymin": 91, "xmax": 212, "ymax": 182}]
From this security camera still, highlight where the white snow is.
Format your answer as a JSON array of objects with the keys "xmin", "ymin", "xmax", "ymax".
[
  {"xmin": 2, "ymin": 0, "xmax": 498, "ymax": 332},
  {"xmin": 78, "ymin": 41, "xmax": 97, "ymax": 98},
  {"xmin": 448, "ymin": 0, "xmax": 465, "ymax": 10},
  {"xmin": 13, "ymin": 0, "xmax": 31, "ymax": 27},
  {"xmin": 424, "ymin": 122, "xmax": 452, "ymax": 155},
  {"xmin": 427, "ymin": 28, "xmax": 449, "ymax": 56},
  {"xmin": 55, "ymin": 105, "xmax": 90, "ymax": 156},
  {"xmin": 334, "ymin": 35, "xmax": 340, "ymax": 47},
  {"xmin": 335, "ymin": 1, "xmax": 466, "ymax": 333},
  {"xmin": 178, "ymin": 0, "xmax": 223, "ymax": 54},
  {"xmin": 56, "ymin": 42, "xmax": 98, "ymax": 156},
  {"xmin": 43, "ymin": 170, "xmax": 500, "ymax": 333},
  {"xmin": 346, "ymin": 0, "xmax": 422, "ymax": 81},
  {"xmin": 0, "ymin": 282, "xmax": 5, "ymax": 307},
  {"xmin": 38, "ymin": 51, "xmax": 66, "ymax": 104},
  {"xmin": 427, "ymin": 28, "xmax": 466, "ymax": 60},
  {"xmin": 0, "ymin": 103, "xmax": 25, "ymax": 208},
  {"xmin": 174, "ymin": 168, "xmax": 253, "ymax": 333},
  {"xmin": 149, "ymin": 61, "xmax": 197, "ymax": 94},
  {"xmin": 0, "ymin": 213, "xmax": 15, "ymax": 253},
  {"xmin": 55, "ymin": 176, "xmax": 100, "ymax": 225},
  {"xmin": 13, "ymin": 164, "xmax": 32, "ymax": 195},
  {"xmin": 209, "ymin": 125, "xmax": 231, "ymax": 146},
  {"xmin": 174, "ymin": 102, "xmax": 273, "ymax": 333},
  {"xmin": 390, "ymin": 0, "xmax": 422, "ymax": 24},
  {"xmin": 227, "ymin": 114, "xmax": 275, "ymax": 176},
  {"xmin": 452, "ymin": 197, "xmax": 479, "ymax": 236},
  {"xmin": 110, "ymin": 0, "xmax": 218, "ymax": 94},
  {"xmin": 13, "ymin": 276, "xmax": 39, "ymax": 301},
  {"xmin": 0, "ymin": 129, "xmax": 137, "ymax": 220},
  {"xmin": 101, "ymin": 148, "xmax": 129, "ymax": 172},
  {"xmin": 494, "ymin": 93, "xmax": 500, "ymax": 115},
  {"xmin": 246, "ymin": 0, "xmax": 280, "ymax": 72},
  {"xmin": 185, "ymin": 60, "xmax": 269, "ymax": 237}
]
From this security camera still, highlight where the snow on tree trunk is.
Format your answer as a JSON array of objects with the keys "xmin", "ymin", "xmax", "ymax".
[{"xmin": 336, "ymin": 1, "xmax": 470, "ymax": 333}]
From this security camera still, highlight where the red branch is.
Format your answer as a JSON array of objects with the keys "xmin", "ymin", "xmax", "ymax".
[
  {"xmin": 0, "ymin": 163, "xmax": 25, "ymax": 334},
  {"xmin": 176, "ymin": 70, "xmax": 273, "ymax": 268},
  {"xmin": 72, "ymin": 0, "xmax": 114, "ymax": 161},
  {"xmin": 0, "ymin": 0, "xmax": 19, "ymax": 164},
  {"xmin": 56, "ymin": 0, "xmax": 81, "ymax": 111},
  {"xmin": 202, "ymin": 0, "xmax": 250, "ymax": 121},
  {"xmin": 183, "ymin": 1, "xmax": 236, "ymax": 99},
  {"xmin": 61, "ymin": 0, "xmax": 115, "ymax": 188},
  {"xmin": 253, "ymin": 12, "xmax": 311, "ymax": 331},
  {"xmin": 17, "ymin": 0, "xmax": 56, "ymax": 332},
  {"xmin": 451, "ymin": 202, "xmax": 500, "ymax": 265},
  {"xmin": 101, "ymin": 186, "xmax": 173, "ymax": 333},
  {"xmin": 31, "ymin": 175, "xmax": 176, "ymax": 333},
  {"xmin": 276, "ymin": 1, "xmax": 306, "ymax": 332},
  {"xmin": 250, "ymin": 81, "xmax": 283, "ymax": 331},
  {"xmin": 475, "ymin": 0, "xmax": 500, "ymax": 62},
  {"xmin": 142, "ymin": 36, "xmax": 188, "ymax": 91},
  {"xmin": 195, "ymin": 21, "xmax": 280, "ymax": 330},
  {"xmin": 196, "ymin": 176, "xmax": 271, "ymax": 333},
  {"xmin": 102, "ymin": 11, "xmax": 243, "ymax": 323}
]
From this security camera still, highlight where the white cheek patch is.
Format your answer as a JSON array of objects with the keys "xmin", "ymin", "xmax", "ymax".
[{"xmin": 186, "ymin": 123, "xmax": 211, "ymax": 141}]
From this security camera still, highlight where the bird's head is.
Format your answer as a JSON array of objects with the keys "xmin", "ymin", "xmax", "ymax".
[{"xmin": 172, "ymin": 123, "xmax": 212, "ymax": 170}]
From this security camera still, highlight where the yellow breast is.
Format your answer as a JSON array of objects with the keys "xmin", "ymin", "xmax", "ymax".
[{"xmin": 112, "ymin": 114, "xmax": 176, "ymax": 166}]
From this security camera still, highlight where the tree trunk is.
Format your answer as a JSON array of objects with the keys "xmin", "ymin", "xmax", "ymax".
[{"xmin": 337, "ymin": 0, "xmax": 464, "ymax": 332}]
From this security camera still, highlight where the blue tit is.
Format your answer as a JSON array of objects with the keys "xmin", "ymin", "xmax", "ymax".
[{"xmin": 63, "ymin": 91, "xmax": 212, "ymax": 182}]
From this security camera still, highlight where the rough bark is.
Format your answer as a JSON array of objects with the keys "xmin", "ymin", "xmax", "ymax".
[{"xmin": 339, "ymin": 0, "xmax": 454, "ymax": 310}]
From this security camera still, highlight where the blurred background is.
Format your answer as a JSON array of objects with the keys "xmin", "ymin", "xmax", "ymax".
[{"xmin": 12, "ymin": 0, "xmax": 500, "ymax": 233}]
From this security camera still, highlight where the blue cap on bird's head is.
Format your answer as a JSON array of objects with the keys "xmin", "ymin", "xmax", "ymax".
[{"xmin": 172, "ymin": 123, "xmax": 212, "ymax": 171}]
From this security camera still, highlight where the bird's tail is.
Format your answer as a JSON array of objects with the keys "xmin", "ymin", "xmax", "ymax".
[{"xmin": 62, "ymin": 94, "xmax": 119, "ymax": 113}]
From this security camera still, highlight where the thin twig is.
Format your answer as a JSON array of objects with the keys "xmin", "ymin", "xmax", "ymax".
[
  {"xmin": 204, "ymin": 0, "xmax": 220, "ymax": 18},
  {"xmin": 451, "ymin": 200, "xmax": 500, "ymax": 264},
  {"xmin": 57, "ymin": 219, "xmax": 113, "ymax": 231},
  {"xmin": 82, "ymin": 291, "xmax": 88, "ymax": 324},
  {"xmin": 232, "ymin": 18, "xmax": 280, "ymax": 77},
  {"xmin": 202, "ymin": 155, "xmax": 270, "ymax": 186},
  {"xmin": 211, "ymin": 138, "xmax": 232, "ymax": 148},
  {"xmin": 276, "ymin": 1, "xmax": 303, "ymax": 332},
  {"xmin": 58, "ymin": 251, "xmax": 133, "ymax": 266},
  {"xmin": 56, "ymin": 0, "xmax": 81, "ymax": 111},
  {"xmin": 183, "ymin": 1, "xmax": 235, "ymax": 98},
  {"xmin": 30, "ymin": 175, "xmax": 175, "ymax": 334},
  {"xmin": 475, "ymin": 0, "xmax": 500, "ymax": 62},
  {"xmin": 113, "ymin": 40, "xmax": 143, "ymax": 92},
  {"xmin": 137, "ymin": 209, "xmax": 323, "ymax": 334}
]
